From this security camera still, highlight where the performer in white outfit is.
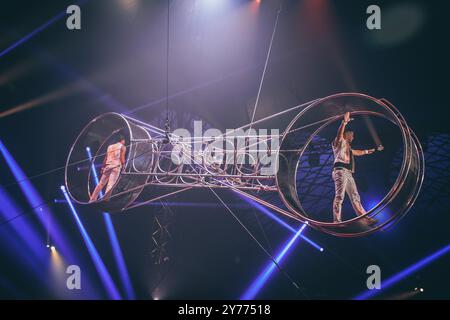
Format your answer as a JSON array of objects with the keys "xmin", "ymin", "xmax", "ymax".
[
  {"xmin": 89, "ymin": 135, "xmax": 126, "ymax": 202},
  {"xmin": 331, "ymin": 112, "xmax": 382, "ymax": 223}
]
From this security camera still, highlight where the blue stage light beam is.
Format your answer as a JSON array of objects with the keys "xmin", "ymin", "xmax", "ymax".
[
  {"xmin": 0, "ymin": 11, "xmax": 65, "ymax": 59},
  {"xmin": 0, "ymin": 188, "xmax": 49, "ymax": 289},
  {"xmin": 60, "ymin": 185, "xmax": 121, "ymax": 300},
  {"xmin": 0, "ymin": 0, "xmax": 87, "ymax": 59},
  {"xmin": 0, "ymin": 188, "xmax": 53, "ymax": 294},
  {"xmin": 0, "ymin": 140, "xmax": 101, "ymax": 299},
  {"xmin": 241, "ymin": 223, "xmax": 308, "ymax": 300},
  {"xmin": 0, "ymin": 140, "xmax": 77, "ymax": 262},
  {"xmin": 354, "ymin": 243, "xmax": 450, "ymax": 300},
  {"xmin": 0, "ymin": 186, "xmax": 46, "ymax": 262},
  {"xmin": 86, "ymin": 147, "xmax": 135, "ymax": 299},
  {"xmin": 236, "ymin": 194, "xmax": 324, "ymax": 252}
]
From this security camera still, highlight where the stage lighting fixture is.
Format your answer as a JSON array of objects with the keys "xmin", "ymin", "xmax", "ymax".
[
  {"xmin": 50, "ymin": 246, "xmax": 56, "ymax": 252},
  {"xmin": 151, "ymin": 287, "xmax": 164, "ymax": 300}
]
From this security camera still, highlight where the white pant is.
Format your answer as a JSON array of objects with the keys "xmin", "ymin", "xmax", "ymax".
[
  {"xmin": 89, "ymin": 165, "xmax": 121, "ymax": 202},
  {"xmin": 332, "ymin": 168, "xmax": 366, "ymax": 222}
]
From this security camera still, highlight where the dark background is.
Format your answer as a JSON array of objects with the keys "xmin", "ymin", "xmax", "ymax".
[{"xmin": 0, "ymin": 0, "xmax": 449, "ymax": 299}]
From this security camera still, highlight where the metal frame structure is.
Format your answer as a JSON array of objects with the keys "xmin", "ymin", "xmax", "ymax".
[
  {"xmin": 151, "ymin": 201, "xmax": 175, "ymax": 265},
  {"xmin": 65, "ymin": 92, "xmax": 425, "ymax": 237}
]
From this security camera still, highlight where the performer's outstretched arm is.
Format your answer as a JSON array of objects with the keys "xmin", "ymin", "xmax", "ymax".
[
  {"xmin": 352, "ymin": 149, "xmax": 375, "ymax": 156},
  {"xmin": 353, "ymin": 144, "xmax": 384, "ymax": 156}
]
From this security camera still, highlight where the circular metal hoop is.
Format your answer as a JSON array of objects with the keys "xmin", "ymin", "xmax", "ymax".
[
  {"xmin": 65, "ymin": 112, "xmax": 155, "ymax": 212},
  {"xmin": 276, "ymin": 93, "xmax": 425, "ymax": 237}
]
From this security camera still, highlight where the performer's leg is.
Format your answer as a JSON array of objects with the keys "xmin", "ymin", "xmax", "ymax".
[
  {"xmin": 89, "ymin": 170, "xmax": 111, "ymax": 202},
  {"xmin": 332, "ymin": 169, "xmax": 347, "ymax": 222},
  {"xmin": 105, "ymin": 166, "xmax": 121, "ymax": 195},
  {"xmin": 346, "ymin": 174, "xmax": 366, "ymax": 216}
]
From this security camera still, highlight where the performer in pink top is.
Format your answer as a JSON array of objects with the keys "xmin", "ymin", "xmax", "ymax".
[{"xmin": 89, "ymin": 135, "xmax": 127, "ymax": 203}]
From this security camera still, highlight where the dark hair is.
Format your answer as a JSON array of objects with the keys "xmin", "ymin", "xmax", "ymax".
[
  {"xmin": 344, "ymin": 128, "xmax": 354, "ymax": 134},
  {"xmin": 118, "ymin": 134, "xmax": 126, "ymax": 142}
]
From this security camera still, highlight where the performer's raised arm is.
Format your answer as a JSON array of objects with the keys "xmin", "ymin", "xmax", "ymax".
[{"xmin": 334, "ymin": 111, "xmax": 351, "ymax": 145}]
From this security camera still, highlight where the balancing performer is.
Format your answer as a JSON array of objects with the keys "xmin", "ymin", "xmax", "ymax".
[
  {"xmin": 89, "ymin": 135, "xmax": 126, "ymax": 202},
  {"xmin": 331, "ymin": 112, "xmax": 383, "ymax": 223}
]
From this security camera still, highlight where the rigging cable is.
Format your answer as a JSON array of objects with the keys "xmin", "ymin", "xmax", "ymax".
[
  {"xmin": 209, "ymin": 187, "xmax": 309, "ymax": 299},
  {"xmin": 249, "ymin": 0, "xmax": 283, "ymax": 128},
  {"xmin": 164, "ymin": 0, "xmax": 171, "ymax": 143},
  {"xmin": 245, "ymin": 0, "xmax": 289, "ymax": 293}
]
